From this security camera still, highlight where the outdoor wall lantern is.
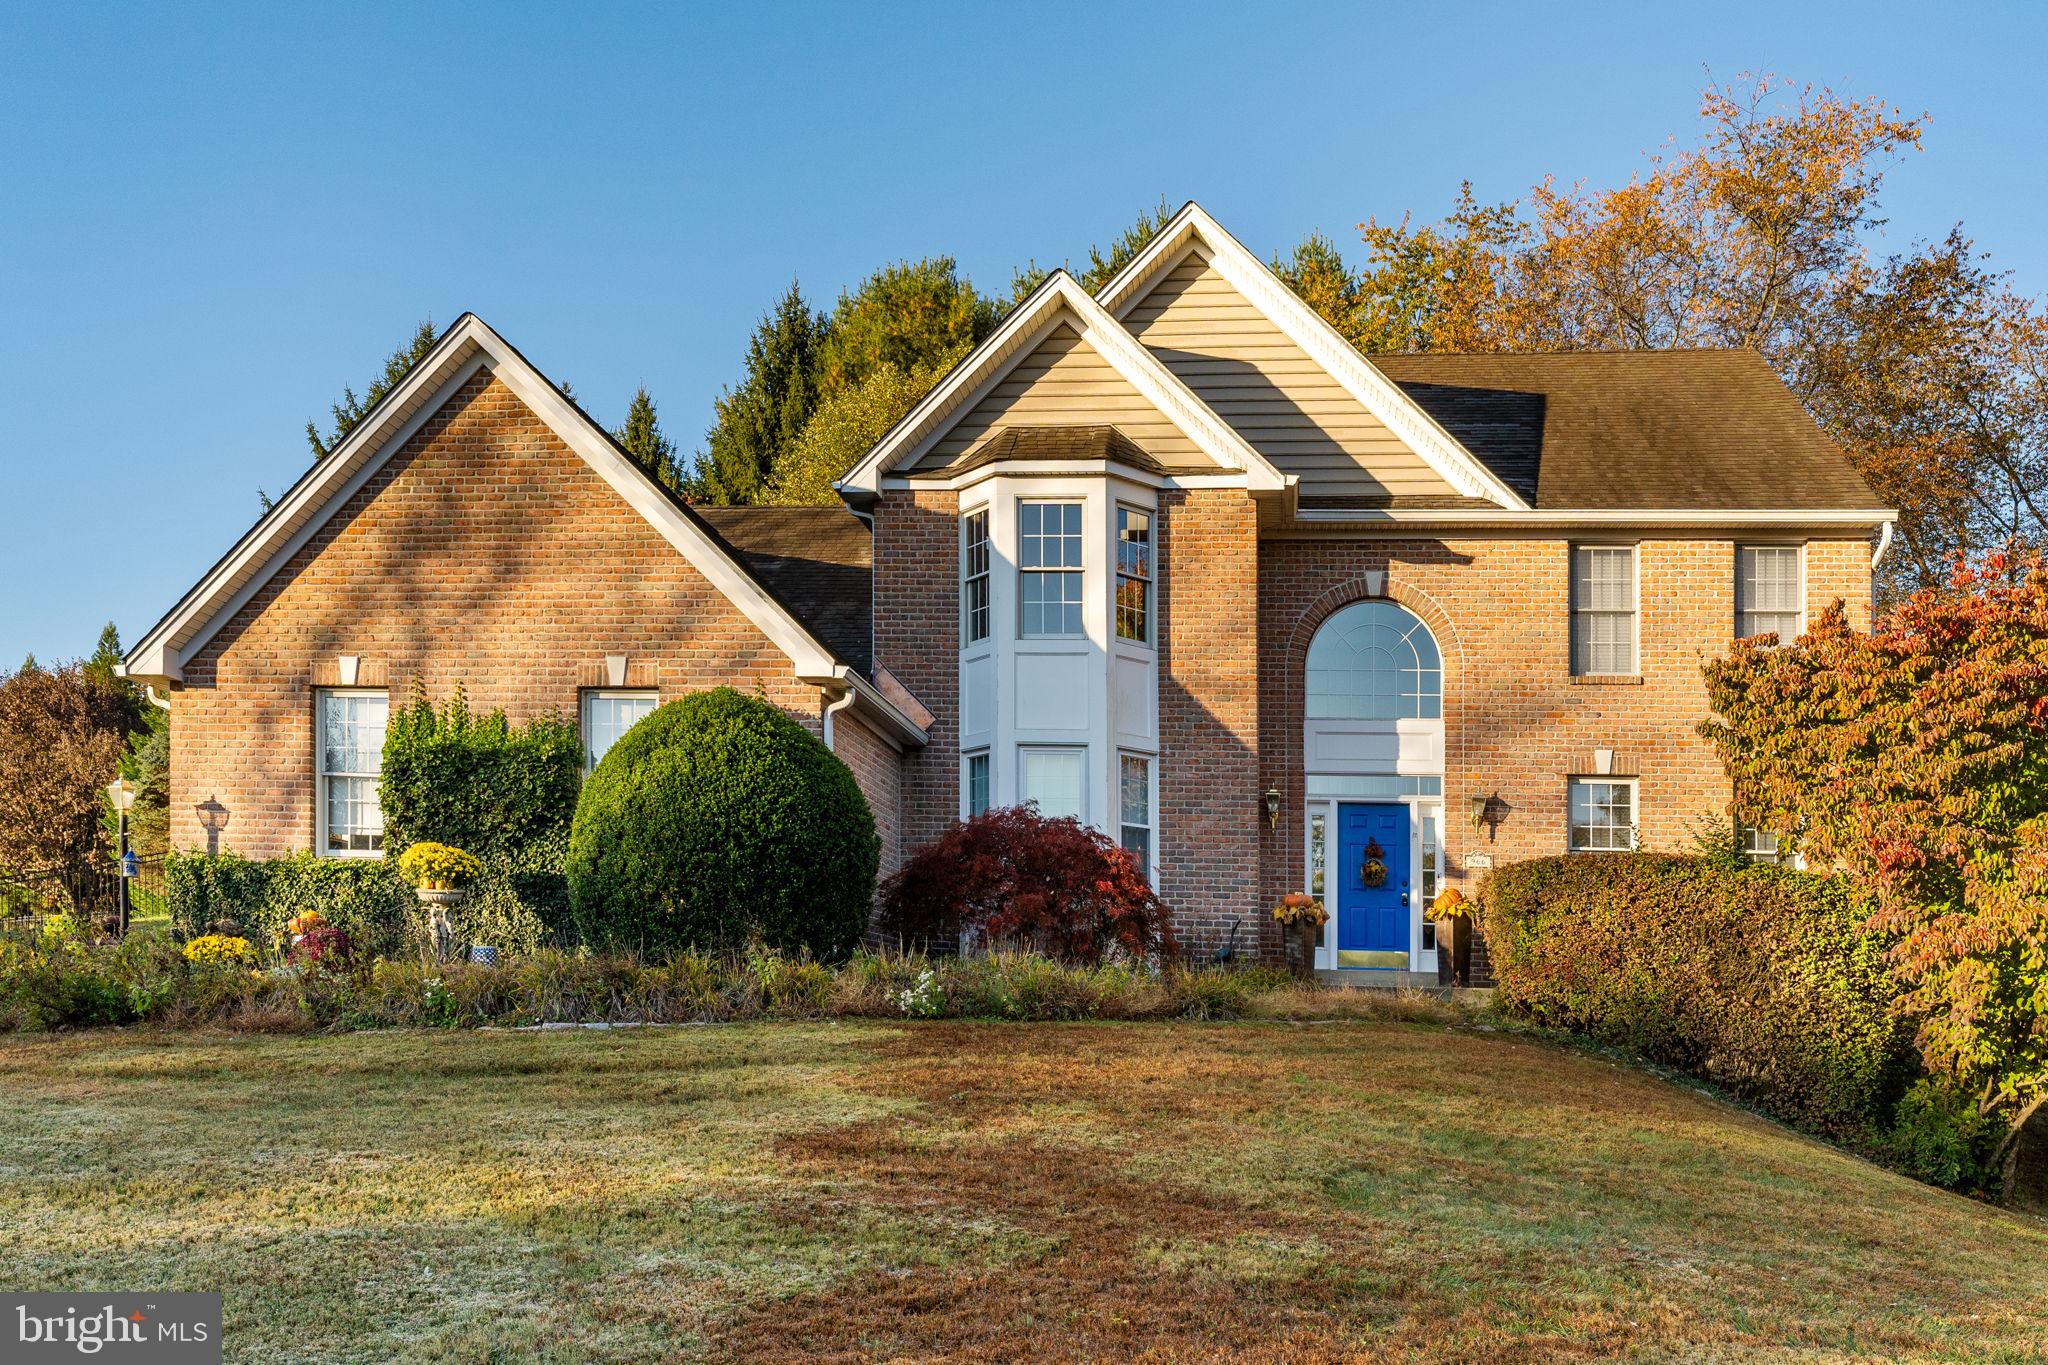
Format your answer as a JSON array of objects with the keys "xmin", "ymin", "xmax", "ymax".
[
  {"xmin": 1469, "ymin": 793, "xmax": 1492, "ymax": 830},
  {"xmin": 1263, "ymin": 787, "xmax": 1283, "ymax": 830}
]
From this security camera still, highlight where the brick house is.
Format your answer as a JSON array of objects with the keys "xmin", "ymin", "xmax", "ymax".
[{"xmin": 124, "ymin": 203, "xmax": 1891, "ymax": 979}]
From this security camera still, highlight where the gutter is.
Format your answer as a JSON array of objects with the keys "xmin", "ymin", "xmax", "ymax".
[{"xmin": 802, "ymin": 665, "xmax": 929, "ymax": 751}]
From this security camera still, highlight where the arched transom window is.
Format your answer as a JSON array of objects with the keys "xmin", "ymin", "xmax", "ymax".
[{"xmin": 1306, "ymin": 600, "xmax": 1442, "ymax": 720}]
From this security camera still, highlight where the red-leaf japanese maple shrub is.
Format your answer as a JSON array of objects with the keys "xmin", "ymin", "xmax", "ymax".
[
  {"xmin": 1702, "ymin": 549, "xmax": 2048, "ymax": 1163},
  {"xmin": 1484, "ymin": 853, "xmax": 1913, "ymax": 1140},
  {"xmin": 877, "ymin": 807, "xmax": 1173, "ymax": 964}
]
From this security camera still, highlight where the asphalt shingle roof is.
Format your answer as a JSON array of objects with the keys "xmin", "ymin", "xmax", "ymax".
[
  {"xmin": 1369, "ymin": 349, "xmax": 1882, "ymax": 510},
  {"xmin": 694, "ymin": 506, "xmax": 873, "ymax": 676}
]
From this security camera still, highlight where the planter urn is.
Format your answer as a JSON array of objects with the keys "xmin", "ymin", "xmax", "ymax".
[{"xmin": 416, "ymin": 886, "xmax": 467, "ymax": 963}]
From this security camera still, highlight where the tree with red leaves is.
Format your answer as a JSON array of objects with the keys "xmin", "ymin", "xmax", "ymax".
[
  {"xmin": 877, "ymin": 807, "xmax": 1173, "ymax": 965},
  {"xmin": 1702, "ymin": 549, "xmax": 2048, "ymax": 1124}
]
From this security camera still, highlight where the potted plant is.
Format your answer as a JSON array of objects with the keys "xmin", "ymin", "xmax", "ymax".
[
  {"xmin": 397, "ymin": 842, "xmax": 482, "ymax": 964},
  {"xmin": 1271, "ymin": 893, "xmax": 1328, "ymax": 979},
  {"xmin": 1431, "ymin": 886, "xmax": 1474, "ymax": 986}
]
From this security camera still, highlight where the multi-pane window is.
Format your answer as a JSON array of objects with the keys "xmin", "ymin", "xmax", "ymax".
[
  {"xmin": 318, "ymin": 690, "xmax": 388, "ymax": 855},
  {"xmin": 1115, "ymin": 506, "xmax": 1152, "ymax": 644},
  {"xmin": 1305, "ymin": 600, "xmax": 1442, "ymax": 720},
  {"xmin": 1019, "ymin": 501, "xmax": 1084, "ymax": 637},
  {"xmin": 1119, "ymin": 752, "xmax": 1153, "ymax": 877},
  {"xmin": 1569, "ymin": 779, "xmax": 1636, "ymax": 852},
  {"xmin": 1741, "ymin": 825, "xmax": 1785, "ymax": 864},
  {"xmin": 965, "ymin": 751, "xmax": 991, "ymax": 818},
  {"xmin": 582, "ymin": 690, "xmax": 657, "ymax": 772},
  {"xmin": 962, "ymin": 510, "xmax": 991, "ymax": 644},
  {"xmin": 1020, "ymin": 746, "xmax": 1084, "ymax": 821},
  {"xmin": 1572, "ymin": 546, "xmax": 1638, "ymax": 675},
  {"xmin": 1737, "ymin": 545, "xmax": 1803, "ymax": 642}
]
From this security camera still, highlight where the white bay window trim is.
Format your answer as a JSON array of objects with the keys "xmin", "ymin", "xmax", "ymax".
[
  {"xmin": 1117, "ymin": 750, "xmax": 1156, "ymax": 881},
  {"xmin": 316, "ymin": 688, "xmax": 389, "ymax": 857},
  {"xmin": 1019, "ymin": 745, "xmax": 1086, "ymax": 821}
]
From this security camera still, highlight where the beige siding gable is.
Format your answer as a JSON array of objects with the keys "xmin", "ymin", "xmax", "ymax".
[
  {"xmin": 1122, "ymin": 249, "xmax": 1458, "ymax": 501},
  {"xmin": 908, "ymin": 320, "xmax": 1211, "ymax": 470}
]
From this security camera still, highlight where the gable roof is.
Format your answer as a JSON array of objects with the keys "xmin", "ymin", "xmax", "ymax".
[
  {"xmin": 1096, "ymin": 202, "xmax": 1531, "ymax": 510},
  {"xmin": 835, "ymin": 271, "xmax": 1285, "ymax": 496},
  {"xmin": 123, "ymin": 314, "xmax": 925, "ymax": 744},
  {"xmin": 1370, "ymin": 350, "xmax": 1885, "ymax": 511},
  {"xmin": 695, "ymin": 506, "xmax": 873, "ymax": 676}
]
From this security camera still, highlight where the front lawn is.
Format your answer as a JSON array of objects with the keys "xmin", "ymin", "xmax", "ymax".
[{"xmin": 3, "ymin": 1021, "xmax": 2044, "ymax": 1362}]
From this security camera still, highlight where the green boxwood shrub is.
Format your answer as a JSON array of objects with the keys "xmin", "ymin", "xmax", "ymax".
[
  {"xmin": 1483, "ymin": 853, "xmax": 1915, "ymax": 1138},
  {"xmin": 566, "ymin": 688, "xmax": 878, "ymax": 958}
]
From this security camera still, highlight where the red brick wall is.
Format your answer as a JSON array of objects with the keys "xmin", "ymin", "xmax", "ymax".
[
  {"xmin": 1255, "ymin": 535, "xmax": 1876, "ymax": 925},
  {"xmin": 171, "ymin": 371, "xmax": 828, "ymax": 856},
  {"xmin": 870, "ymin": 489, "xmax": 960, "ymax": 856},
  {"xmin": 1157, "ymin": 490, "xmax": 1264, "ymax": 954},
  {"xmin": 830, "ymin": 707, "xmax": 903, "ymax": 875}
]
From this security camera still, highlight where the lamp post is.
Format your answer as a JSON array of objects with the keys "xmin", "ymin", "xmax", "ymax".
[{"xmin": 106, "ymin": 777, "xmax": 137, "ymax": 937}]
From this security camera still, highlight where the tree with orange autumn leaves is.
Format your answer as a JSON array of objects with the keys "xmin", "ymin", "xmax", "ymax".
[
  {"xmin": 1277, "ymin": 74, "xmax": 2048, "ymax": 603},
  {"xmin": 1702, "ymin": 549, "xmax": 2048, "ymax": 1131}
]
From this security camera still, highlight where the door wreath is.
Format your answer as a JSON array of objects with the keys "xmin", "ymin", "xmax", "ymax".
[{"xmin": 1359, "ymin": 837, "xmax": 1388, "ymax": 889}]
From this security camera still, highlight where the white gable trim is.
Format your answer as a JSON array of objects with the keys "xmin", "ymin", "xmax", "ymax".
[
  {"xmin": 1099, "ymin": 202, "xmax": 1532, "ymax": 511},
  {"xmin": 124, "ymin": 314, "xmax": 846, "ymax": 688},
  {"xmin": 836, "ymin": 271, "xmax": 1286, "ymax": 495}
]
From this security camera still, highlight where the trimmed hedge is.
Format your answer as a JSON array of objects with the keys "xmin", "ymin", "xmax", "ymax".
[
  {"xmin": 566, "ymin": 688, "xmax": 879, "ymax": 958},
  {"xmin": 166, "ymin": 852, "xmax": 412, "ymax": 957},
  {"xmin": 166, "ymin": 853, "xmax": 559, "ymax": 959},
  {"xmin": 1483, "ymin": 854, "xmax": 1915, "ymax": 1138}
]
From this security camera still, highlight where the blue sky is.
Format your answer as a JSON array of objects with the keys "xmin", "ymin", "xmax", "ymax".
[{"xmin": 2, "ymin": 0, "xmax": 2043, "ymax": 667}]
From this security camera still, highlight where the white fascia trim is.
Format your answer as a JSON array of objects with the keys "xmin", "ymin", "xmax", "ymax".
[
  {"xmin": 882, "ymin": 460, "xmax": 1257, "ymax": 495},
  {"xmin": 803, "ymin": 665, "xmax": 929, "ymax": 750},
  {"xmin": 1291, "ymin": 506, "xmax": 1901, "ymax": 527},
  {"xmin": 836, "ymin": 271, "xmax": 1285, "ymax": 495},
  {"xmin": 132, "ymin": 314, "xmax": 842, "ymax": 684},
  {"xmin": 1099, "ymin": 202, "xmax": 1531, "ymax": 511}
]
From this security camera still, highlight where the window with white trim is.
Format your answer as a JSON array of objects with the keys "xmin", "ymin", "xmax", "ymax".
[
  {"xmin": 1019, "ymin": 746, "xmax": 1085, "ymax": 821},
  {"xmin": 962, "ymin": 509, "xmax": 991, "ymax": 644},
  {"xmin": 582, "ymin": 690, "xmax": 657, "ymax": 772},
  {"xmin": 1118, "ymin": 752, "xmax": 1153, "ymax": 877},
  {"xmin": 317, "ymin": 689, "xmax": 388, "ymax": 856},
  {"xmin": 1019, "ymin": 501, "xmax": 1083, "ymax": 638},
  {"xmin": 1737, "ymin": 544, "xmax": 1803, "ymax": 642},
  {"xmin": 1571, "ymin": 545, "xmax": 1637, "ymax": 675},
  {"xmin": 1741, "ymin": 825, "xmax": 1791, "ymax": 865},
  {"xmin": 1569, "ymin": 779, "xmax": 1636, "ymax": 852},
  {"xmin": 1115, "ymin": 506, "xmax": 1152, "ymax": 644},
  {"xmin": 964, "ymin": 751, "xmax": 991, "ymax": 818}
]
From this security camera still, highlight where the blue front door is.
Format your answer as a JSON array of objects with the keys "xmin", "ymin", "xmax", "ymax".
[{"xmin": 1336, "ymin": 803, "xmax": 1411, "ymax": 969}]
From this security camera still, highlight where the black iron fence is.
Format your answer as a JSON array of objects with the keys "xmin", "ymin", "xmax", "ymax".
[{"xmin": 0, "ymin": 854, "xmax": 166, "ymax": 932}]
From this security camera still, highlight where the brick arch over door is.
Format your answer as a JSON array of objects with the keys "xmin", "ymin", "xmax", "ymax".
[{"xmin": 1275, "ymin": 574, "xmax": 1468, "ymax": 895}]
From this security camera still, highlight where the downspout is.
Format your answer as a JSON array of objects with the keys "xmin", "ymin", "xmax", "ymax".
[
  {"xmin": 1872, "ymin": 519, "xmax": 1895, "ymax": 570},
  {"xmin": 822, "ymin": 681, "xmax": 857, "ymax": 751},
  {"xmin": 145, "ymin": 685, "xmax": 172, "ymax": 711}
]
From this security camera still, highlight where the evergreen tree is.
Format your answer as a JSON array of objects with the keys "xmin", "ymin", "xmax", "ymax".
[
  {"xmin": 1273, "ymin": 233, "xmax": 1367, "ymax": 343},
  {"xmin": 306, "ymin": 319, "xmax": 439, "ymax": 460},
  {"xmin": 814, "ymin": 257, "xmax": 997, "ymax": 398},
  {"xmin": 612, "ymin": 387, "xmax": 683, "ymax": 495},
  {"xmin": 695, "ymin": 284, "xmax": 825, "ymax": 504},
  {"xmin": 1008, "ymin": 196, "xmax": 1180, "ymax": 304}
]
